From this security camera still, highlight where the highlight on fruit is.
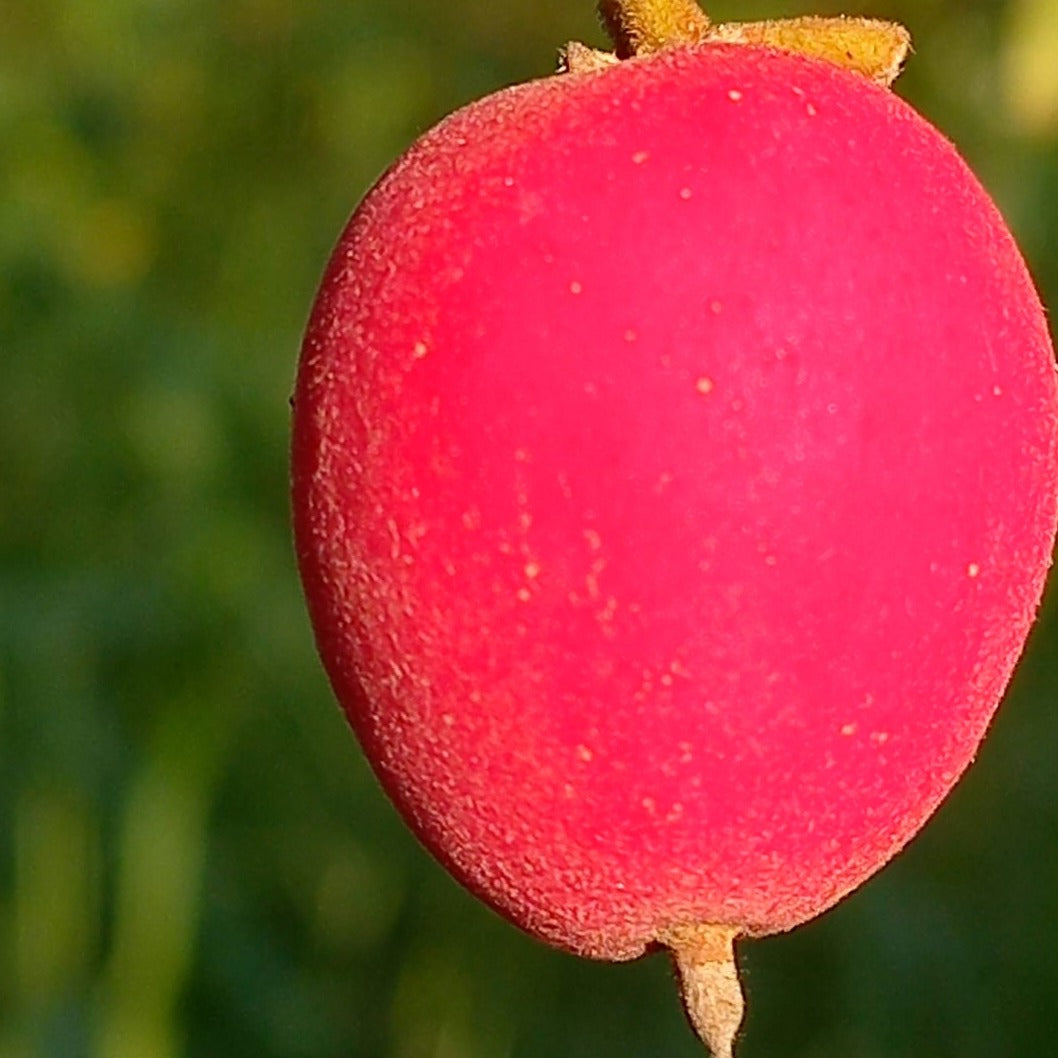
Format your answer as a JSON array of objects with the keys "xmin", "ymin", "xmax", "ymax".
[{"xmin": 291, "ymin": 0, "xmax": 1058, "ymax": 1054}]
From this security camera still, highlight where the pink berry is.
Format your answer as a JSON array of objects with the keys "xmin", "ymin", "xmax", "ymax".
[{"xmin": 292, "ymin": 5, "xmax": 1058, "ymax": 1054}]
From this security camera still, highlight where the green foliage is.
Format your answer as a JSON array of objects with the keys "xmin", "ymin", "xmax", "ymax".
[{"xmin": 2, "ymin": 1, "xmax": 1057, "ymax": 1055}]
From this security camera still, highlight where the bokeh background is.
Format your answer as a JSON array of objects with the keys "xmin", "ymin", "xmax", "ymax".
[{"xmin": 3, "ymin": 0, "xmax": 1058, "ymax": 1055}]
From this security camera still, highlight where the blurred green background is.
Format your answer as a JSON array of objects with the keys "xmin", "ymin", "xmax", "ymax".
[{"xmin": 3, "ymin": 0, "xmax": 1058, "ymax": 1055}]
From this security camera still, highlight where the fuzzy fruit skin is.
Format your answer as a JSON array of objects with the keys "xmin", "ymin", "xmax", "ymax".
[{"xmin": 292, "ymin": 44, "xmax": 1058, "ymax": 960}]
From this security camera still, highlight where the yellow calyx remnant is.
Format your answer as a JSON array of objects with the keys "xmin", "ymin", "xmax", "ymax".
[{"xmin": 561, "ymin": 0, "xmax": 911, "ymax": 88}]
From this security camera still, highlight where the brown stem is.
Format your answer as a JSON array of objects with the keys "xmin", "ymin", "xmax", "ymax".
[{"xmin": 660, "ymin": 923, "xmax": 744, "ymax": 1058}]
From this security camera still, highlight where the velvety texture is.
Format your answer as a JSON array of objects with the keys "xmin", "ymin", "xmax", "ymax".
[{"xmin": 292, "ymin": 44, "xmax": 1058, "ymax": 960}]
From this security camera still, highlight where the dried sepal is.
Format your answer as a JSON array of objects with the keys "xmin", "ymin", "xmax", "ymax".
[
  {"xmin": 559, "ymin": 40, "xmax": 620, "ymax": 74},
  {"xmin": 710, "ymin": 16, "xmax": 912, "ymax": 87}
]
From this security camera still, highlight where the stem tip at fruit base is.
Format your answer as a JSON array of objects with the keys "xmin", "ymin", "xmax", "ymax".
[
  {"xmin": 661, "ymin": 924, "xmax": 744, "ymax": 1058},
  {"xmin": 562, "ymin": 0, "xmax": 911, "ymax": 88}
]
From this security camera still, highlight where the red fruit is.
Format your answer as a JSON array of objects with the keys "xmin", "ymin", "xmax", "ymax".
[{"xmin": 292, "ymin": 3, "xmax": 1058, "ymax": 1053}]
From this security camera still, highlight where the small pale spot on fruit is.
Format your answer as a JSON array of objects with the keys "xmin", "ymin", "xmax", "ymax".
[
  {"xmin": 596, "ymin": 595, "xmax": 618, "ymax": 628},
  {"xmin": 516, "ymin": 587, "xmax": 532, "ymax": 602},
  {"xmin": 631, "ymin": 150, "xmax": 650, "ymax": 164},
  {"xmin": 727, "ymin": 88, "xmax": 744, "ymax": 102},
  {"xmin": 442, "ymin": 713, "xmax": 455, "ymax": 727},
  {"xmin": 524, "ymin": 560, "xmax": 541, "ymax": 579},
  {"xmin": 570, "ymin": 279, "xmax": 583, "ymax": 294},
  {"xmin": 576, "ymin": 744, "xmax": 594, "ymax": 762},
  {"xmin": 710, "ymin": 300, "xmax": 723, "ymax": 315},
  {"xmin": 993, "ymin": 385, "xmax": 1004, "ymax": 397},
  {"xmin": 679, "ymin": 187, "xmax": 693, "ymax": 200},
  {"xmin": 412, "ymin": 340, "xmax": 429, "ymax": 359},
  {"xmin": 870, "ymin": 731, "xmax": 890, "ymax": 745},
  {"xmin": 654, "ymin": 470, "xmax": 674, "ymax": 494},
  {"xmin": 502, "ymin": 175, "xmax": 515, "ymax": 187},
  {"xmin": 806, "ymin": 101, "xmax": 819, "ymax": 116},
  {"xmin": 623, "ymin": 328, "xmax": 638, "ymax": 342},
  {"xmin": 967, "ymin": 562, "xmax": 981, "ymax": 578},
  {"xmin": 583, "ymin": 528, "xmax": 603, "ymax": 552},
  {"xmin": 696, "ymin": 376, "xmax": 715, "ymax": 395},
  {"xmin": 642, "ymin": 796, "xmax": 657, "ymax": 815},
  {"xmin": 841, "ymin": 723, "xmax": 858, "ymax": 737},
  {"xmin": 634, "ymin": 669, "xmax": 654, "ymax": 702},
  {"xmin": 386, "ymin": 518, "xmax": 401, "ymax": 560},
  {"xmin": 678, "ymin": 741, "xmax": 693, "ymax": 763}
]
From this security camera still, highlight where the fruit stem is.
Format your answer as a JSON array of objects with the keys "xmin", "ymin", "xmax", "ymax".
[
  {"xmin": 598, "ymin": 0, "xmax": 711, "ymax": 56},
  {"xmin": 661, "ymin": 923, "xmax": 744, "ymax": 1058}
]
